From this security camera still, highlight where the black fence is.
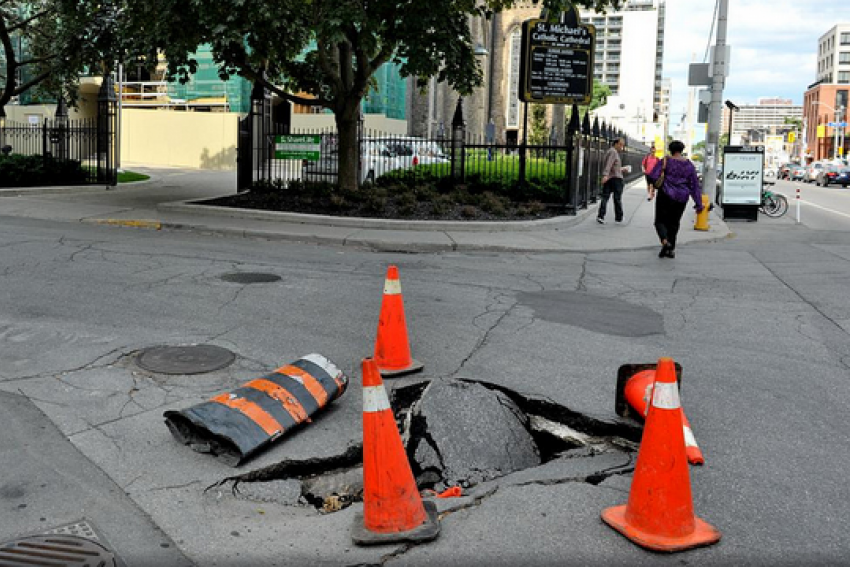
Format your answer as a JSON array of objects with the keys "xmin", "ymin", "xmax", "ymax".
[
  {"xmin": 0, "ymin": 118, "xmax": 108, "ymax": 186},
  {"xmin": 1, "ymin": 80, "xmax": 118, "ymax": 187},
  {"xmin": 237, "ymin": 92, "xmax": 648, "ymax": 214}
]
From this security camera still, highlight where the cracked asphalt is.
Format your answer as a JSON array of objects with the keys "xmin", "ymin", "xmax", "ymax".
[{"xmin": 1, "ymin": 173, "xmax": 850, "ymax": 566}]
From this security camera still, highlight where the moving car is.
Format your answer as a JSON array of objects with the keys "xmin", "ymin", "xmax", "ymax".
[
  {"xmin": 804, "ymin": 162, "xmax": 824, "ymax": 183},
  {"xmin": 832, "ymin": 167, "xmax": 850, "ymax": 188},
  {"xmin": 779, "ymin": 162, "xmax": 800, "ymax": 180},
  {"xmin": 788, "ymin": 164, "xmax": 807, "ymax": 181},
  {"xmin": 815, "ymin": 164, "xmax": 839, "ymax": 186}
]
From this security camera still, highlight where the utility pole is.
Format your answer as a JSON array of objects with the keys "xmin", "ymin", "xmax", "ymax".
[{"xmin": 702, "ymin": 0, "xmax": 728, "ymax": 204}]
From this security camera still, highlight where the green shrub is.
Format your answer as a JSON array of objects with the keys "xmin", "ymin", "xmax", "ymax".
[
  {"xmin": 480, "ymin": 192, "xmax": 508, "ymax": 216},
  {"xmin": 395, "ymin": 192, "xmax": 417, "ymax": 216},
  {"xmin": 0, "ymin": 154, "xmax": 88, "ymax": 187}
]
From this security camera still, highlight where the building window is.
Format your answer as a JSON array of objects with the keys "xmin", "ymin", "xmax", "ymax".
[
  {"xmin": 840, "ymin": 52, "xmax": 850, "ymax": 64},
  {"xmin": 841, "ymin": 32, "xmax": 850, "ymax": 45},
  {"xmin": 506, "ymin": 28, "xmax": 522, "ymax": 129},
  {"xmin": 838, "ymin": 71, "xmax": 850, "ymax": 84}
]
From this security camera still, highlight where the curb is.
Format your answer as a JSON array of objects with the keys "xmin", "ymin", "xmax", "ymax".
[{"xmin": 158, "ymin": 197, "xmax": 587, "ymax": 233}]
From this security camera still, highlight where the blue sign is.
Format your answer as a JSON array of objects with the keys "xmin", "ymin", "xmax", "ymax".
[{"xmin": 828, "ymin": 122, "xmax": 847, "ymax": 128}]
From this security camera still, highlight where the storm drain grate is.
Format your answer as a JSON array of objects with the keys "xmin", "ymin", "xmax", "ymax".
[
  {"xmin": 44, "ymin": 520, "xmax": 101, "ymax": 542},
  {"xmin": 220, "ymin": 272, "xmax": 282, "ymax": 284},
  {"xmin": 0, "ymin": 534, "xmax": 116, "ymax": 566},
  {"xmin": 136, "ymin": 345, "xmax": 236, "ymax": 375}
]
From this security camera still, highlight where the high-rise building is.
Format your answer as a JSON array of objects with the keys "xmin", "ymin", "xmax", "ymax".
[
  {"xmin": 409, "ymin": 0, "xmax": 667, "ymax": 146},
  {"xmin": 720, "ymin": 99, "xmax": 802, "ymax": 143},
  {"xmin": 817, "ymin": 24, "xmax": 850, "ymax": 85},
  {"xmin": 580, "ymin": 0, "xmax": 667, "ymax": 143}
]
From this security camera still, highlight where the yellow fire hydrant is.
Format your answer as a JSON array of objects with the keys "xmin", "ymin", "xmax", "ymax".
[{"xmin": 694, "ymin": 194, "xmax": 711, "ymax": 231}]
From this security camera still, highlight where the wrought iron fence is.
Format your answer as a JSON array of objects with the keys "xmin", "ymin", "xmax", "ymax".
[
  {"xmin": 236, "ymin": 91, "xmax": 650, "ymax": 215},
  {"xmin": 0, "ymin": 118, "xmax": 107, "ymax": 185}
]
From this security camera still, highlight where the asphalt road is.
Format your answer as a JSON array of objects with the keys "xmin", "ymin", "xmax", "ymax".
[{"xmin": 1, "ymin": 210, "xmax": 849, "ymax": 565}]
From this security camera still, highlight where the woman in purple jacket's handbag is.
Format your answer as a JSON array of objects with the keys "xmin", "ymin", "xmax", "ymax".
[{"xmin": 647, "ymin": 140, "xmax": 704, "ymax": 259}]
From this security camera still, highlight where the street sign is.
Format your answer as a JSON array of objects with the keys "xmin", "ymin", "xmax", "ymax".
[
  {"xmin": 518, "ymin": 6, "xmax": 595, "ymax": 105},
  {"xmin": 688, "ymin": 63, "xmax": 711, "ymax": 86},
  {"xmin": 828, "ymin": 122, "xmax": 847, "ymax": 128},
  {"xmin": 274, "ymin": 135, "xmax": 322, "ymax": 160}
]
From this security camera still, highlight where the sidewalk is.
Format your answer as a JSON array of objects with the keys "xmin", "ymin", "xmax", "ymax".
[{"xmin": 0, "ymin": 167, "xmax": 729, "ymax": 253}]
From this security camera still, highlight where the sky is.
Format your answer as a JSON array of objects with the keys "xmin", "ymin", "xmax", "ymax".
[{"xmin": 663, "ymin": 0, "xmax": 847, "ymax": 130}]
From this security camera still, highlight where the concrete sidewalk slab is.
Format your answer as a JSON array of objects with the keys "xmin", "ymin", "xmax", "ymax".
[
  {"xmin": 0, "ymin": 391, "xmax": 192, "ymax": 566},
  {"xmin": 0, "ymin": 167, "xmax": 731, "ymax": 254}
]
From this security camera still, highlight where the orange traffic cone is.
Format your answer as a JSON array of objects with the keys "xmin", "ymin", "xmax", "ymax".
[
  {"xmin": 351, "ymin": 358, "xmax": 440, "ymax": 545},
  {"xmin": 618, "ymin": 366, "xmax": 705, "ymax": 465},
  {"xmin": 373, "ymin": 265, "xmax": 423, "ymax": 377},
  {"xmin": 602, "ymin": 358, "xmax": 721, "ymax": 552}
]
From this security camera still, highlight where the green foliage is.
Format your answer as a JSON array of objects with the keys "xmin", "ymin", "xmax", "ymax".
[
  {"xmin": 528, "ymin": 104, "xmax": 549, "ymax": 146},
  {"xmin": 0, "ymin": 154, "xmax": 88, "ymax": 187},
  {"xmin": 106, "ymin": 0, "xmax": 621, "ymax": 190}
]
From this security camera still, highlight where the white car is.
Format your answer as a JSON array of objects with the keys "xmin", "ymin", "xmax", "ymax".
[
  {"xmin": 804, "ymin": 162, "xmax": 824, "ymax": 183},
  {"xmin": 303, "ymin": 139, "xmax": 397, "ymax": 184},
  {"xmin": 380, "ymin": 137, "xmax": 450, "ymax": 171}
]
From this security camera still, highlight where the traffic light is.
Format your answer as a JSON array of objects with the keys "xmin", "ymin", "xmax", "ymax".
[{"xmin": 788, "ymin": 131, "xmax": 796, "ymax": 143}]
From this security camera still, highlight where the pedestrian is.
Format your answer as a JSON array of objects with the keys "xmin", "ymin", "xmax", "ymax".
[
  {"xmin": 597, "ymin": 137, "xmax": 630, "ymax": 224},
  {"xmin": 641, "ymin": 143, "xmax": 660, "ymax": 200},
  {"xmin": 647, "ymin": 140, "xmax": 704, "ymax": 259}
]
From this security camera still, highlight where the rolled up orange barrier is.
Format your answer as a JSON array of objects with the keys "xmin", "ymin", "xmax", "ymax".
[{"xmin": 164, "ymin": 353, "xmax": 348, "ymax": 466}]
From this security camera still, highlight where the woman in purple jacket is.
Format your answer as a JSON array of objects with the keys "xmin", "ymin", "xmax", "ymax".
[{"xmin": 648, "ymin": 140, "xmax": 704, "ymax": 258}]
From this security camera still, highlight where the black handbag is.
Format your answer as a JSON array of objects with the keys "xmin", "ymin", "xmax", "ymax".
[{"xmin": 653, "ymin": 158, "xmax": 667, "ymax": 189}]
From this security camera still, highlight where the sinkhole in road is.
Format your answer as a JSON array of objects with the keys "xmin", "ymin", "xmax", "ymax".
[{"xmin": 211, "ymin": 378, "xmax": 641, "ymax": 513}]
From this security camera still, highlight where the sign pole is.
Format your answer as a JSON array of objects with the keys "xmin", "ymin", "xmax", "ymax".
[{"xmin": 703, "ymin": 0, "xmax": 729, "ymax": 205}]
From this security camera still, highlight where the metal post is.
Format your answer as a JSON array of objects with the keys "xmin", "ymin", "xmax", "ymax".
[
  {"xmin": 702, "ymin": 0, "xmax": 728, "ymax": 204},
  {"xmin": 835, "ymin": 106, "xmax": 843, "ymax": 160},
  {"xmin": 518, "ymin": 102, "xmax": 528, "ymax": 186},
  {"xmin": 117, "ymin": 64, "xmax": 123, "ymax": 171}
]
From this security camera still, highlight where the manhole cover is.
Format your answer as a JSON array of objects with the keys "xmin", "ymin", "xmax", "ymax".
[
  {"xmin": 220, "ymin": 272, "xmax": 282, "ymax": 284},
  {"xmin": 136, "ymin": 345, "xmax": 236, "ymax": 375},
  {"xmin": 0, "ymin": 535, "xmax": 116, "ymax": 566}
]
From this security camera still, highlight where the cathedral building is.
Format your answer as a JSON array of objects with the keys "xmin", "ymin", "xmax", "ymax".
[{"xmin": 408, "ymin": 0, "xmax": 668, "ymax": 146}]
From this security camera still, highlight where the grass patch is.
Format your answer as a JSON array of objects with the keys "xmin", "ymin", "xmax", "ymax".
[{"xmin": 118, "ymin": 171, "xmax": 150, "ymax": 183}]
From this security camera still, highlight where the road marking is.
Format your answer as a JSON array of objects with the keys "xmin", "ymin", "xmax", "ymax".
[
  {"xmin": 86, "ymin": 219, "xmax": 162, "ymax": 229},
  {"xmin": 799, "ymin": 200, "xmax": 850, "ymax": 220}
]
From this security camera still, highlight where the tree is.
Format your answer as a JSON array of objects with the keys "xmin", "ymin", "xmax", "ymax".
[
  {"xmin": 115, "ymin": 0, "xmax": 622, "ymax": 191},
  {"xmin": 1, "ymin": 0, "xmax": 146, "ymax": 117},
  {"xmin": 566, "ymin": 81, "xmax": 610, "ymax": 127},
  {"xmin": 528, "ymin": 104, "xmax": 548, "ymax": 147}
]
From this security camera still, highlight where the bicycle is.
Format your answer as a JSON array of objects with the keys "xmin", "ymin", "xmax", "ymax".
[{"xmin": 760, "ymin": 182, "xmax": 788, "ymax": 218}]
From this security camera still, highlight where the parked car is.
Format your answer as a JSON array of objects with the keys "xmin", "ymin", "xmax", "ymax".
[
  {"xmin": 804, "ymin": 162, "xmax": 824, "ymax": 183},
  {"xmin": 302, "ymin": 139, "xmax": 397, "ymax": 184},
  {"xmin": 379, "ymin": 137, "xmax": 450, "ymax": 170}
]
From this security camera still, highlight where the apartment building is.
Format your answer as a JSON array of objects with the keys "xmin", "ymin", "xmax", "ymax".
[{"xmin": 580, "ymin": 0, "xmax": 667, "ymax": 143}]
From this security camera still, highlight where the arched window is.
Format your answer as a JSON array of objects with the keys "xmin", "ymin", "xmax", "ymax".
[{"xmin": 506, "ymin": 27, "xmax": 522, "ymax": 129}]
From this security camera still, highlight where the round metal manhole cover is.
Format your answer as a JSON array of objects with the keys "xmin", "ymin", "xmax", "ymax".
[
  {"xmin": 0, "ymin": 534, "xmax": 117, "ymax": 566},
  {"xmin": 136, "ymin": 345, "xmax": 236, "ymax": 375},
  {"xmin": 220, "ymin": 272, "xmax": 282, "ymax": 284}
]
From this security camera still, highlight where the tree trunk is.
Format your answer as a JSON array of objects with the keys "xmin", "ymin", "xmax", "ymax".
[{"xmin": 335, "ymin": 100, "xmax": 361, "ymax": 193}]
